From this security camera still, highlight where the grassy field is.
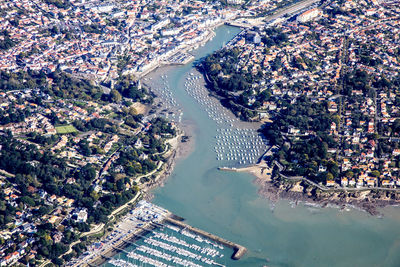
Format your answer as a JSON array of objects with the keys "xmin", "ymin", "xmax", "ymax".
[{"xmin": 55, "ymin": 125, "xmax": 78, "ymax": 134}]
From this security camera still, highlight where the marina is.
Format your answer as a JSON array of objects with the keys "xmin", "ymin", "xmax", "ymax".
[
  {"xmin": 67, "ymin": 200, "xmax": 245, "ymax": 267},
  {"xmin": 214, "ymin": 128, "xmax": 268, "ymax": 165},
  {"xmin": 144, "ymin": 74, "xmax": 183, "ymax": 124},
  {"xmin": 183, "ymin": 74, "xmax": 236, "ymax": 126},
  {"xmin": 183, "ymin": 73, "xmax": 269, "ymax": 165}
]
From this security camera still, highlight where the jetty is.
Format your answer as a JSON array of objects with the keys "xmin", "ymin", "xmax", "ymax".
[
  {"xmin": 218, "ymin": 166, "xmax": 238, "ymax": 172},
  {"xmin": 165, "ymin": 217, "xmax": 247, "ymax": 260}
]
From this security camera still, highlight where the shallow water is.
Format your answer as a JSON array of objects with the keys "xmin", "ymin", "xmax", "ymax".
[{"xmin": 109, "ymin": 26, "xmax": 400, "ymax": 267}]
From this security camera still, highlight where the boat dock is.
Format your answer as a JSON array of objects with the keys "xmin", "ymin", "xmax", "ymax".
[{"xmin": 165, "ymin": 217, "xmax": 247, "ymax": 260}]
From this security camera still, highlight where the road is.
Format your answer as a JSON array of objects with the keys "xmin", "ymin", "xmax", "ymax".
[
  {"xmin": 61, "ymin": 192, "xmax": 142, "ymax": 264},
  {"xmin": 228, "ymin": 0, "xmax": 320, "ymax": 28},
  {"xmin": 264, "ymin": 0, "xmax": 320, "ymax": 22},
  {"xmin": 38, "ymin": 260, "xmax": 50, "ymax": 267},
  {"xmin": 81, "ymin": 223, "xmax": 105, "ymax": 237}
]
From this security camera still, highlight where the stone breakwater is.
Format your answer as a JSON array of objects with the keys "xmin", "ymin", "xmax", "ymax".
[{"xmin": 165, "ymin": 217, "xmax": 247, "ymax": 260}]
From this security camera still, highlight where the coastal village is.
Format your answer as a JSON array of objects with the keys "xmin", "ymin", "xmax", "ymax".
[
  {"xmin": 203, "ymin": 0, "xmax": 400, "ymax": 192},
  {"xmin": 2, "ymin": 0, "xmax": 400, "ymax": 265}
]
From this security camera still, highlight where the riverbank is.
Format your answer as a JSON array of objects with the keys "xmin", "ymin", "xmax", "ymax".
[
  {"xmin": 140, "ymin": 72, "xmax": 198, "ymax": 200},
  {"xmin": 196, "ymin": 22, "xmax": 400, "ymax": 217},
  {"xmin": 250, "ymin": 169, "xmax": 400, "ymax": 216}
]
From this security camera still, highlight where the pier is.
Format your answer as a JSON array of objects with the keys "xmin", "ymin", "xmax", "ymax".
[{"xmin": 165, "ymin": 217, "xmax": 247, "ymax": 260}]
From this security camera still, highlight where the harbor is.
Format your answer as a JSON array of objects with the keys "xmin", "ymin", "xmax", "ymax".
[
  {"xmin": 67, "ymin": 201, "xmax": 246, "ymax": 267},
  {"xmin": 135, "ymin": 27, "xmax": 218, "ymax": 79}
]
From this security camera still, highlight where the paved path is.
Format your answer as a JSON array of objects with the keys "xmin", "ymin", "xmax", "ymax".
[
  {"xmin": 109, "ymin": 191, "xmax": 141, "ymax": 218},
  {"xmin": 134, "ymin": 161, "xmax": 164, "ymax": 184}
]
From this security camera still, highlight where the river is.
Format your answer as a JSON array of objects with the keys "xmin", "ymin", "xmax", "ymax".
[{"xmin": 108, "ymin": 26, "xmax": 400, "ymax": 267}]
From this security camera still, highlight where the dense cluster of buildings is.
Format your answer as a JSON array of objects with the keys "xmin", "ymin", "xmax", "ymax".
[
  {"xmin": 0, "ymin": 0, "xmax": 313, "ymax": 265},
  {"xmin": 221, "ymin": 0, "xmax": 400, "ymax": 189},
  {"xmin": 0, "ymin": 1, "xmax": 267, "ymax": 265},
  {"xmin": 0, "ymin": 0, "xmax": 247, "ymax": 81},
  {"xmin": 5, "ymin": 0, "xmax": 400, "ymax": 264}
]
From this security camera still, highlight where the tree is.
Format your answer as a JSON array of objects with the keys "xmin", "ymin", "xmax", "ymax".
[
  {"xmin": 20, "ymin": 196, "xmax": 35, "ymax": 207},
  {"xmin": 78, "ymin": 140, "xmax": 92, "ymax": 156},
  {"xmin": 345, "ymin": 171, "xmax": 354, "ymax": 178},
  {"xmin": 332, "ymin": 115, "xmax": 340, "ymax": 125},
  {"xmin": 370, "ymin": 170, "xmax": 380, "ymax": 178},
  {"xmin": 327, "ymin": 161, "xmax": 339, "ymax": 178},
  {"xmin": 90, "ymin": 191, "xmax": 100, "ymax": 201},
  {"xmin": 0, "ymin": 31, "xmax": 15, "ymax": 50},
  {"xmin": 110, "ymin": 89, "xmax": 122, "ymax": 102},
  {"xmin": 0, "ymin": 201, "xmax": 6, "ymax": 212},
  {"xmin": 52, "ymin": 258, "xmax": 64, "ymax": 265}
]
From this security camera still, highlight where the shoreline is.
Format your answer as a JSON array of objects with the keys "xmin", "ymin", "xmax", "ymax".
[
  {"xmin": 73, "ymin": 70, "xmax": 198, "ymax": 266},
  {"xmin": 235, "ymin": 166, "xmax": 400, "ymax": 216},
  {"xmin": 140, "ymin": 26, "xmax": 391, "ymax": 217},
  {"xmin": 218, "ymin": 162, "xmax": 400, "ymax": 216},
  {"xmin": 188, "ymin": 25, "xmax": 400, "ymax": 218},
  {"xmin": 142, "ymin": 128, "xmax": 195, "ymax": 200}
]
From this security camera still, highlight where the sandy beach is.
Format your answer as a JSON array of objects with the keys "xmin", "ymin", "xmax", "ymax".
[{"xmin": 220, "ymin": 164, "xmax": 272, "ymax": 181}]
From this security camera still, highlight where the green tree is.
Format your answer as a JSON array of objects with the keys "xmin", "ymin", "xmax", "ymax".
[
  {"xmin": 370, "ymin": 170, "xmax": 380, "ymax": 177},
  {"xmin": 326, "ymin": 172, "xmax": 334, "ymax": 180},
  {"xmin": 345, "ymin": 171, "xmax": 354, "ymax": 178},
  {"xmin": 20, "ymin": 196, "xmax": 35, "ymax": 207},
  {"xmin": 110, "ymin": 89, "xmax": 122, "ymax": 102}
]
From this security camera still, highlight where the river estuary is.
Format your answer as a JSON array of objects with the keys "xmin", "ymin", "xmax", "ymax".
[{"xmin": 106, "ymin": 25, "xmax": 400, "ymax": 267}]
